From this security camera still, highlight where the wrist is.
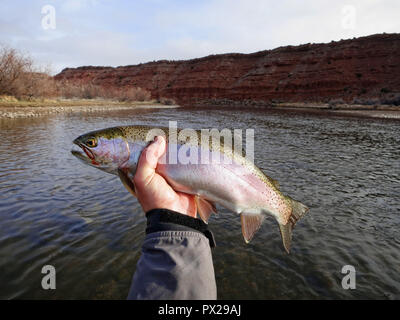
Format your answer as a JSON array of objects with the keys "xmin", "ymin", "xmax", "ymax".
[{"xmin": 145, "ymin": 208, "xmax": 216, "ymax": 248}]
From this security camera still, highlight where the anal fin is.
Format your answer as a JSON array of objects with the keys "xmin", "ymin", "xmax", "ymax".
[
  {"xmin": 195, "ymin": 196, "xmax": 217, "ymax": 223},
  {"xmin": 241, "ymin": 213, "xmax": 264, "ymax": 243}
]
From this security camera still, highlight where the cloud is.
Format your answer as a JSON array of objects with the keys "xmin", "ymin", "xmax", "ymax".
[
  {"xmin": 0, "ymin": 0, "xmax": 399, "ymax": 73},
  {"xmin": 61, "ymin": 0, "xmax": 99, "ymax": 12},
  {"xmin": 153, "ymin": 0, "xmax": 400, "ymax": 53}
]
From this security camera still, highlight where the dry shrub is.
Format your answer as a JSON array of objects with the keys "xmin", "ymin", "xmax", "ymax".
[
  {"xmin": 0, "ymin": 45, "xmax": 33, "ymax": 98},
  {"xmin": 57, "ymin": 80, "xmax": 151, "ymax": 102},
  {"xmin": 0, "ymin": 44, "xmax": 151, "ymax": 102},
  {"xmin": 328, "ymin": 98, "xmax": 345, "ymax": 107},
  {"xmin": 116, "ymin": 87, "xmax": 151, "ymax": 102},
  {"xmin": 18, "ymin": 72, "xmax": 58, "ymax": 99},
  {"xmin": 0, "ymin": 45, "xmax": 58, "ymax": 99},
  {"xmin": 159, "ymin": 97, "xmax": 176, "ymax": 105}
]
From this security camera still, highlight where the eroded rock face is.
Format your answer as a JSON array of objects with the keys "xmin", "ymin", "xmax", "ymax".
[{"xmin": 55, "ymin": 33, "xmax": 400, "ymax": 106}]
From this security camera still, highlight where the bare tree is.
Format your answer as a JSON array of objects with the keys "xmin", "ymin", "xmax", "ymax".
[
  {"xmin": 0, "ymin": 45, "xmax": 33, "ymax": 97},
  {"xmin": 0, "ymin": 44, "xmax": 152, "ymax": 102}
]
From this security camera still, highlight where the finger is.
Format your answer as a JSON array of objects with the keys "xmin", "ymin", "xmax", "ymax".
[{"xmin": 134, "ymin": 136, "xmax": 166, "ymax": 187}]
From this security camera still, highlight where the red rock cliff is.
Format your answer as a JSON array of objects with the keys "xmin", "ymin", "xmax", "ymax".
[{"xmin": 55, "ymin": 33, "xmax": 400, "ymax": 106}]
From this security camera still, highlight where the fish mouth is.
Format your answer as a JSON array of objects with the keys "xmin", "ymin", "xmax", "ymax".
[
  {"xmin": 72, "ymin": 139, "xmax": 98, "ymax": 165},
  {"xmin": 71, "ymin": 149, "xmax": 88, "ymax": 162}
]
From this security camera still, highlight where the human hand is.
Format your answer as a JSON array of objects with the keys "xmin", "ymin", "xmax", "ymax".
[{"xmin": 133, "ymin": 136, "xmax": 197, "ymax": 218}]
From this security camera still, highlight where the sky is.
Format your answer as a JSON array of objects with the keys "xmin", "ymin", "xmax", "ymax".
[{"xmin": 0, "ymin": 0, "xmax": 399, "ymax": 74}]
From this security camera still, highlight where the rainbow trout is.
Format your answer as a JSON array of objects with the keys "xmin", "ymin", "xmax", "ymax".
[{"xmin": 71, "ymin": 125, "xmax": 309, "ymax": 253}]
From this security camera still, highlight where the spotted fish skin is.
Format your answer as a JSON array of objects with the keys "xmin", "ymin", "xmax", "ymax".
[{"xmin": 72, "ymin": 125, "xmax": 309, "ymax": 253}]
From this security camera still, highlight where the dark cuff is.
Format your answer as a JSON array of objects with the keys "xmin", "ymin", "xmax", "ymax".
[{"xmin": 145, "ymin": 208, "xmax": 216, "ymax": 248}]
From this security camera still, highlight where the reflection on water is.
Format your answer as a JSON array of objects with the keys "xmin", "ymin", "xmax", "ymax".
[{"xmin": 0, "ymin": 107, "xmax": 399, "ymax": 299}]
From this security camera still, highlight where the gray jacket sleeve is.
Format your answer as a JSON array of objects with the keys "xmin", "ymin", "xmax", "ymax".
[{"xmin": 127, "ymin": 209, "xmax": 217, "ymax": 300}]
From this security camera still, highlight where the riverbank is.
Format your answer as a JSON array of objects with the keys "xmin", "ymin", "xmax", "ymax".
[
  {"xmin": 1, "ymin": 97, "xmax": 399, "ymax": 120},
  {"xmin": 0, "ymin": 97, "xmax": 178, "ymax": 118},
  {"xmin": 273, "ymin": 102, "xmax": 399, "ymax": 111},
  {"xmin": 188, "ymin": 99, "xmax": 400, "ymax": 120},
  {"xmin": 272, "ymin": 102, "xmax": 400, "ymax": 119}
]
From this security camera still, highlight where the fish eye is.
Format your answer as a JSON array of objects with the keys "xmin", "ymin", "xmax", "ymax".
[{"xmin": 85, "ymin": 137, "xmax": 98, "ymax": 148}]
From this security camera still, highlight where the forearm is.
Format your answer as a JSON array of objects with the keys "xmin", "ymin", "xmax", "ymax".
[{"xmin": 127, "ymin": 209, "xmax": 217, "ymax": 300}]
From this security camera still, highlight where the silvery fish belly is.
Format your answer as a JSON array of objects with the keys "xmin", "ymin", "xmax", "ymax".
[{"xmin": 71, "ymin": 125, "xmax": 309, "ymax": 253}]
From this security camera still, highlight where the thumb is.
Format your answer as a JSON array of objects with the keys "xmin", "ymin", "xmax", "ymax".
[{"xmin": 134, "ymin": 136, "xmax": 166, "ymax": 187}]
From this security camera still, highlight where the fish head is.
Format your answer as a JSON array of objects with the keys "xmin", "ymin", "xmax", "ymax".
[{"xmin": 71, "ymin": 127, "xmax": 130, "ymax": 174}]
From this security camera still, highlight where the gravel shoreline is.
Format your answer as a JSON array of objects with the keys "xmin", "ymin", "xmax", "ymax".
[
  {"xmin": 0, "ymin": 102, "xmax": 399, "ymax": 120},
  {"xmin": 272, "ymin": 106, "xmax": 400, "ymax": 120},
  {"xmin": 0, "ymin": 103, "xmax": 178, "ymax": 119}
]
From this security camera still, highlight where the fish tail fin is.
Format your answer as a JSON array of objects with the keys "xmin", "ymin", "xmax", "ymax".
[{"xmin": 278, "ymin": 197, "xmax": 309, "ymax": 254}]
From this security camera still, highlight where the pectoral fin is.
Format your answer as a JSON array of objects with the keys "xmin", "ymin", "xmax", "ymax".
[
  {"xmin": 195, "ymin": 196, "xmax": 217, "ymax": 223},
  {"xmin": 118, "ymin": 168, "xmax": 137, "ymax": 197},
  {"xmin": 241, "ymin": 213, "xmax": 264, "ymax": 243}
]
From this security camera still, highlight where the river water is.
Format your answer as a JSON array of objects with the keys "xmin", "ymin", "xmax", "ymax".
[{"xmin": 0, "ymin": 106, "xmax": 399, "ymax": 299}]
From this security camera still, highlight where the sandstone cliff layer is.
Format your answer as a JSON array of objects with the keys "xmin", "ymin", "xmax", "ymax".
[{"xmin": 55, "ymin": 33, "xmax": 400, "ymax": 106}]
